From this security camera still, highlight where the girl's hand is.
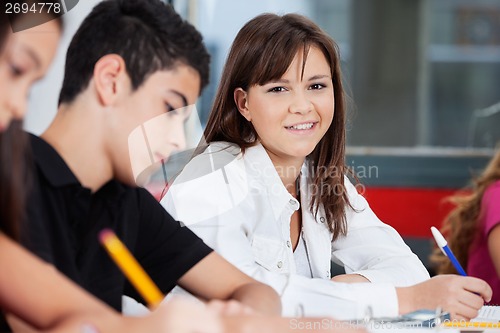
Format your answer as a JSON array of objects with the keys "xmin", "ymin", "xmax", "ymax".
[
  {"xmin": 207, "ymin": 299, "xmax": 256, "ymax": 316},
  {"xmin": 397, "ymin": 275, "xmax": 492, "ymax": 321},
  {"xmin": 331, "ymin": 274, "xmax": 370, "ymax": 283}
]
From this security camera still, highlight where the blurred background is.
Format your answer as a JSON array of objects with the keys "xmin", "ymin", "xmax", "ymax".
[
  {"xmin": 24, "ymin": 0, "xmax": 500, "ymax": 273},
  {"xmin": 26, "ymin": 0, "xmax": 500, "ymax": 148}
]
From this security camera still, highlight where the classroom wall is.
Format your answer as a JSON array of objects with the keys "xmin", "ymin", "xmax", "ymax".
[
  {"xmin": 23, "ymin": 0, "xmax": 312, "ymax": 134},
  {"xmin": 24, "ymin": 0, "xmax": 102, "ymax": 135}
]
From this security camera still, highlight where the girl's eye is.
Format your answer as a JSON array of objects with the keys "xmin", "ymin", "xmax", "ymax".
[
  {"xmin": 268, "ymin": 86, "xmax": 287, "ymax": 93},
  {"xmin": 166, "ymin": 104, "xmax": 178, "ymax": 114},
  {"xmin": 309, "ymin": 83, "xmax": 326, "ymax": 90},
  {"xmin": 9, "ymin": 64, "xmax": 23, "ymax": 77}
]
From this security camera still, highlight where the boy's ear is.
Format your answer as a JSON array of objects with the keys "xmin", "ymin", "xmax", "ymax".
[
  {"xmin": 234, "ymin": 88, "xmax": 251, "ymax": 121},
  {"xmin": 93, "ymin": 54, "xmax": 128, "ymax": 106}
]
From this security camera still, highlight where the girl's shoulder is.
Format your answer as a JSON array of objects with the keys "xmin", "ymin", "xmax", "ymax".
[
  {"xmin": 198, "ymin": 141, "xmax": 242, "ymax": 164},
  {"xmin": 174, "ymin": 141, "xmax": 244, "ymax": 184},
  {"xmin": 484, "ymin": 180, "xmax": 500, "ymax": 199},
  {"xmin": 202, "ymin": 141, "xmax": 241, "ymax": 156}
]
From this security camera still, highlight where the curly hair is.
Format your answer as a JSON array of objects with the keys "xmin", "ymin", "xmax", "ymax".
[{"xmin": 431, "ymin": 149, "xmax": 500, "ymax": 274}]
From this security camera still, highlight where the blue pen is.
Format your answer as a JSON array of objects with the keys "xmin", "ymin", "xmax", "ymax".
[{"xmin": 431, "ymin": 226, "xmax": 467, "ymax": 276}]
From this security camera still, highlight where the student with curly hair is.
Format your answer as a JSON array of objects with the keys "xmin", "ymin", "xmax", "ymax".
[{"xmin": 433, "ymin": 150, "xmax": 500, "ymax": 304}]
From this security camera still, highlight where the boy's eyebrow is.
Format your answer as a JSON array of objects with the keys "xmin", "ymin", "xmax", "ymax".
[{"xmin": 170, "ymin": 90, "xmax": 188, "ymax": 107}]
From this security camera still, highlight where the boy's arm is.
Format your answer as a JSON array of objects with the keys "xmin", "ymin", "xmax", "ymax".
[
  {"xmin": 177, "ymin": 251, "xmax": 282, "ymax": 315},
  {"xmin": 0, "ymin": 233, "xmax": 126, "ymax": 331},
  {"xmin": 1, "ymin": 233, "xmax": 223, "ymax": 333}
]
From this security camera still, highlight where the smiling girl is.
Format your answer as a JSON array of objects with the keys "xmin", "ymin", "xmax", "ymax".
[{"xmin": 163, "ymin": 13, "xmax": 492, "ymax": 321}]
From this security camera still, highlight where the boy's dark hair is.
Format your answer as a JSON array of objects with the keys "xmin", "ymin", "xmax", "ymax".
[{"xmin": 58, "ymin": 0, "xmax": 210, "ymax": 105}]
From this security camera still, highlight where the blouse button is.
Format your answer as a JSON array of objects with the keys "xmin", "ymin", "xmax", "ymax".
[
  {"xmin": 319, "ymin": 217, "xmax": 325, "ymax": 223},
  {"xmin": 277, "ymin": 261, "xmax": 283, "ymax": 269},
  {"xmin": 286, "ymin": 241, "xmax": 291, "ymax": 248},
  {"xmin": 289, "ymin": 199, "xmax": 296, "ymax": 206}
]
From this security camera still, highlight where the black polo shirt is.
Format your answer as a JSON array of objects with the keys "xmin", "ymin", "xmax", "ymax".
[{"xmin": 23, "ymin": 134, "xmax": 212, "ymax": 311}]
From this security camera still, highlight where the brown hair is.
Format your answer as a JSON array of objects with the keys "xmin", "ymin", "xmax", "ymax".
[
  {"xmin": 202, "ymin": 13, "xmax": 351, "ymax": 240},
  {"xmin": 431, "ymin": 150, "xmax": 500, "ymax": 274},
  {"xmin": 0, "ymin": 122, "xmax": 32, "ymax": 240},
  {"xmin": 8, "ymin": 1, "xmax": 63, "ymax": 32},
  {"xmin": 0, "ymin": 11, "xmax": 62, "ymax": 240},
  {"xmin": 0, "ymin": 13, "xmax": 8, "ymax": 49}
]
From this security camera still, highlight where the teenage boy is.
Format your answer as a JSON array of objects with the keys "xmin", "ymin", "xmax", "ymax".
[{"xmin": 22, "ymin": 0, "xmax": 280, "ymax": 316}]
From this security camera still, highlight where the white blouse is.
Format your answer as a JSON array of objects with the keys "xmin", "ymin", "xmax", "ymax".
[
  {"xmin": 161, "ymin": 141, "xmax": 430, "ymax": 319},
  {"xmin": 293, "ymin": 232, "xmax": 313, "ymax": 278}
]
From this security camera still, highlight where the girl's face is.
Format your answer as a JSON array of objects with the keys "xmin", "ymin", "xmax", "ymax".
[
  {"xmin": 0, "ymin": 20, "xmax": 60, "ymax": 132},
  {"xmin": 235, "ymin": 46, "xmax": 334, "ymax": 166}
]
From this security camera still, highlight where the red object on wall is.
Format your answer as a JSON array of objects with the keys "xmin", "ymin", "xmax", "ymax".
[
  {"xmin": 362, "ymin": 187, "xmax": 458, "ymax": 238},
  {"xmin": 150, "ymin": 182, "xmax": 462, "ymax": 239}
]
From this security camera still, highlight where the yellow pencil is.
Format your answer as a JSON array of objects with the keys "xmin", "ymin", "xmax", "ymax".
[
  {"xmin": 441, "ymin": 321, "xmax": 500, "ymax": 328},
  {"xmin": 99, "ymin": 228, "xmax": 164, "ymax": 307}
]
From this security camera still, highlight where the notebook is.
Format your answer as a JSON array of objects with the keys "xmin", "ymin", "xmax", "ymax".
[
  {"xmin": 368, "ymin": 309, "xmax": 450, "ymax": 329},
  {"xmin": 473, "ymin": 305, "xmax": 500, "ymax": 323}
]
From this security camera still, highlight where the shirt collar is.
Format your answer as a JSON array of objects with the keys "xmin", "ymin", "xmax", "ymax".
[
  {"xmin": 244, "ymin": 142, "xmax": 301, "ymax": 220},
  {"xmin": 30, "ymin": 134, "xmax": 81, "ymax": 188},
  {"xmin": 30, "ymin": 134, "xmax": 127, "ymax": 203}
]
